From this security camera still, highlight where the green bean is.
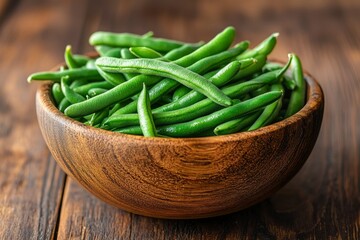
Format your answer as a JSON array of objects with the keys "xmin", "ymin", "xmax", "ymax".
[
  {"xmin": 172, "ymin": 86, "xmax": 191, "ymax": 101},
  {"xmin": 104, "ymin": 48, "xmax": 122, "ymax": 58},
  {"xmin": 248, "ymin": 83, "xmax": 284, "ymax": 130},
  {"xmin": 70, "ymin": 79, "xmax": 89, "ymax": 88},
  {"xmin": 282, "ymin": 75, "xmax": 297, "ymax": 90},
  {"xmin": 96, "ymin": 58, "xmax": 232, "ymax": 106},
  {"xmin": 64, "ymin": 27, "xmax": 237, "ymax": 117},
  {"xmin": 51, "ymin": 83, "xmax": 64, "ymax": 106},
  {"xmin": 89, "ymin": 31, "xmax": 195, "ymax": 52},
  {"xmin": 237, "ymin": 33, "xmax": 279, "ymax": 60},
  {"xmin": 95, "ymin": 45, "xmax": 115, "ymax": 56},
  {"xmin": 250, "ymin": 85, "xmax": 270, "ymax": 97},
  {"xmin": 61, "ymin": 77, "xmax": 86, "ymax": 104},
  {"xmin": 174, "ymin": 26, "xmax": 235, "ymax": 66},
  {"xmin": 65, "ymin": 45, "xmax": 81, "ymax": 69},
  {"xmin": 129, "ymin": 47, "xmax": 163, "ymax": 59},
  {"xmin": 233, "ymin": 54, "xmax": 267, "ymax": 80},
  {"xmin": 164, "ymin": 44, "xmax": 201, "ymax": 61},
  {"xmin": 88, "ymin": 88, "xmax": 108, "ymax": 97},
  {"xmin": 285, "ymin": 54, "xmax": 306, "ymax": 117},
  {"xmin": 104, "ymin": 66, "xmax": 287, "ymax": 129},
  {"xmin": 157, "ymin": 91, "xmax": 283, "ymax": 137},
  {"xmin": 110, "ymin": 41, "xmax": 247, "ymax": 115},
  {"xmin": 109, "ymin": 102, "xmax": 122, "ymax": 116},
  {"xmin": 64, "ymin": 74, "xmax": 162, "ymax": 117},
  {"xmin": 214, "ymin": 111, "xmax": 262, "ymax": 135},
  {"xmin": 74, "ymin": 55, "xmax": 92, "ymax": 66},
  {"xmin": 96, "ymin": 66, "xmax": 126, "ymax": 86},
  {"xmin": 263, "ymin": 62, "xmax": 283, "ymax": 72},
  {"xmin": 58, "ymin": 98, "xmax": 71, "ymax": 113},
  {"xmin": 142, "ymin": 31, "xmax": 154, "ymax": 38},
  {"xmin": 115, "ymin": 126, "xmax": 143, "ymax": 135},
  {"xmin": 153, "ymin": 60, "xmax": 244, "ymax": 113},
  {"xmin": 120, "ymin": 49, "xmax": 138, "ymax": 80},
  {"xmin": 138, "ymin": 84, "xmax": 157, "ymax": 137},
  {"xmin": 27, "ymin": 68, "xmax": 101, "ymax": 82},
  {"xmin": 160, "ymin": 93, "xmax": 173, "ymax": 104},
  {"xmin": 87, "ymin": 107, "xmax": 110, "ymax": 126},
  {"xmin": 73, "ymin": 81, "xmax": 113, "ymax": 96},
  {"xmin": 85, "ymin": 60, "xmax": 96, "ymax": 69}
]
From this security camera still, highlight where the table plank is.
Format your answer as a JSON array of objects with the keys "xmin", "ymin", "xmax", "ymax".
[
  {"xmin": 55, "ymin": 0, "xmax": 360, "ymax": 239},
  {"xmin": 0, "ymin": 0, "xmax": 89, "ymax": 239}
]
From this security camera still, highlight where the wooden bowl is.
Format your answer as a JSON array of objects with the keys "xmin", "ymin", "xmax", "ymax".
[{"xmin": 35, "ymin": 70, "xmax": 324, "ymax": 219}]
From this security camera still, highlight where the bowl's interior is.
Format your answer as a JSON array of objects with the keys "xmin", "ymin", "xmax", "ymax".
[{"xmin": 35, "ymin": 66, "xmax": 324, "ymax": 219}]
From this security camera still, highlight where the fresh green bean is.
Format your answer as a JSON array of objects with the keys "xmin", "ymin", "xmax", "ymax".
[
  {"xmin": 74, "ymin": 55, "xmax": 92, "ymax": 66},
  {"xmin": 95, "ymin": 45, "xmax": 115, "ymax": 56},
  {"xmin": 87, "ymin": 107, "xmax": 109, "ymax": 126},
  {"xmin": 138, "ymin": 84, "xmax": 157, "ymax": 137},
  {"xmin": 157, "ymin": 91, "xmax": 283, "ymax": 137},
  {"xmin": 85, "ymin": 60, "xmax": 96, "ymax": 69},
  {"xmin": 104, "ymin": 65, "xmax": 288, "ymax": 129},
  {"xmin": 263, "ymin": 62, "xmax": 283, "ymax": 72},
  {"xmin": 88, "ymin": 88, "xmax": 108, "ymax": 97},
  {"xmin": 233, "ymin": 55, "xmax": 267, "ymax": 80},
  {"xmin": 250, "ymin": 85, "xmax": 270, "ymax": 97},
  {"xmin": 153, "ymin": 60, "xmax": 243, "ymax": 113},
  {"xmin": 111, "ymin": 41, "xmax": 247, "ymax": 115},
  {"xmin": 89, "ymin": 31, "xmax": 195, "ymax": 52},
  {"xmin": 64, "ymin": 74, "xmax": 162, "ymax": 117},
  {"xmin": 58, "ymin": 98, "xmax": 71, "ymax": 113},
  {"xmin": 120, "ymin": 49, "xmax": 138, "ymax": 80},
  {"xmin": 115, "ymin": 126, "xmax": 143, "ymax": 135},
  {"xmin": 64, "ymin": 24, "xmax": 230, "ymax": 118},
  {"xmin": 172, "ymin": 86, "xmax": 191, "ymax": 101},
  {"xmin": 282, "ymin": 75, "xmax": 297, "ymax": 90},
  {"xmin": 109, "ymin": 102, "xmax": 122, "ymax": 116},
  {"xmin": 104, "ymin": 48, "xmax": 122, "ymax": 58},
  {"xmin": 248, "ymin": 83, "xmax": 284, "ymax": 130},
  {"xmin": 27, "ymin": 68, "xmax": 101, "ymax": 82},
  {"xmin": 61, "ymin": 27, "xmax": 237, "ymax": 117},
  {"xmin": 174, "ymin": 26, "xmax": 235, "ymax": 66},
  {"xmin": 70, "ymin": 79, "xmax": 89, "ymax": 88},
  {"xmin": 285, "ymin": 54, "xmax": 306, "ymax": 117},
  {"xmin": 142, "ymin": 31, "xmax": 154, "ymax": 38},
  {"xmin": 73, "ymin": 81, "xmax": 113, "ymax": 96},
  {"xmin": 237, "ymin": 33, "xmax": 279, "ymax": 59},
  {"xmin": 27, "ymin": 27, "xmax": 310, "ymax": 138},
  {"xmin": 164, "ymin": 44, "xmax": 201, "ymax": 61},
  {"xmin": 61, "ymin": 77, "xmax": 86, "ymax": 104},
  {"xmin": 51, "ymin": 83, "xmax": 64, "ymax": 105},
  {"xmin": 65, "ymin": 45, "xmax": 80, "ymax": 69},
  {"xmin": 96, "ymin": 66, "xmax": 126, "ymax": 86},
  {"xmin": 214, "ymin": 111, "xmax": 262, "ymax": 135},
  {"xmin": 160, "ymin": 93, "xmax": 173, "ymax": 104},
  {"xmin": 129, "ymin": 47, "xmax": 163, "ymax": 59},
  {"xmin": 96, "ymin": 58, "xmax": 232, "ymax": 107}
]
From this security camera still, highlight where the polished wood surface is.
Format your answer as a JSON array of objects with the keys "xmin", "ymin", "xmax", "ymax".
[
  {"xmin": 35, "ymin": 73, "xmax": 323, "ymax": 219},
  {"xmin": 0, "ymin": 0, "xmax": 359, "ymax": 239}
]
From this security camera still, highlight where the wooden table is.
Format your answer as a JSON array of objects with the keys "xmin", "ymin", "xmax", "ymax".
[{"xmin": 0, "ymin": 0, "xmax": 359, "ymax": 239}]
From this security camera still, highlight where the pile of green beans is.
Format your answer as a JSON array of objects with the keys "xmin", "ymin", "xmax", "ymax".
[{"xmin": 28, "ymin": 26, "xmax": 306, "ymax": 138}]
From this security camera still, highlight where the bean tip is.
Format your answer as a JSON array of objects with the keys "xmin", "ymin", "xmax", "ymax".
[
  {"xmin": 273, "ymin": 32, "xmax": 280, "ymax": 38},
  {"xmin": 27, "ymin": 76, "xmax": 33, "ymax": 83}
]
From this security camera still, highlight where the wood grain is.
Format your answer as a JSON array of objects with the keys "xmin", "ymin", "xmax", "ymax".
[
  {"xmin": 0, "ymin": 0, "xmax": 88, "ymax": 239},
  {"xmin": 0, "ymin": 0, "xmax": 359, "ymax": 239}
]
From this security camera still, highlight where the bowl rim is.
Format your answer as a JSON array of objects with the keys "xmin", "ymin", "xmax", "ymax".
[{"xmin": 36, "ymin": 60, "xmax": 324, "ymax": 145}]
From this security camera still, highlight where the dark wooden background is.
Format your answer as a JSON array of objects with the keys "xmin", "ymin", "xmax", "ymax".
[{"xmin": 0, "ymin": 0, "xmax": 359, "ymax": 239}]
